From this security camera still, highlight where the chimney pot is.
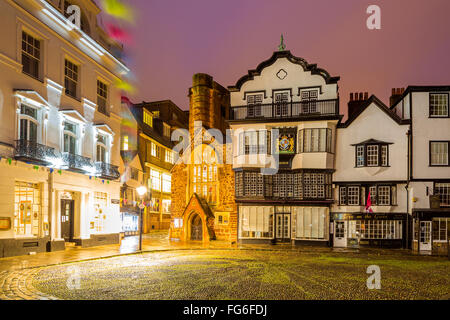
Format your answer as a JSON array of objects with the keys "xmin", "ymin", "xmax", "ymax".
[
  {"xmin": 359, "ymin": 92, "xmax": 363, "ymax": 100},
  {"xmin": 364, "ymin": 92, "xmax": 368, "ymax": 100},
  {"xmin": 350, "ymin": 93, "xmax": 354, "ymax": 101},
  {"xmin": 392, "ymin": 88, "xmax": 395, "ymax": 95}
]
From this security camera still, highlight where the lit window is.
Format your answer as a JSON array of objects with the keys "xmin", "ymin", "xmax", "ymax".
[
  {"xmin": 22, "ymin": 32, "xmax": 40, "ymax": 79},
  {"xmin": 92, "ymin": 192, "xmax": 107, "ymax": 233},
  {"xmin": 14, "ymin": 181, "xmax": 41, "ymax": 236},
  {"xmin": 151, "ymin": 142, "xmax": 160, "ymax": 158},
  {"xmin": 165, "ymin": 149, "xmax": 174, "ymax": 163},
  {"xmin": 150, "ymin": 169, "xmax": 161, "ymax": 191},
  {"xmin": 430, "ymin": 141, "xmax": 449, "ymax": 166},
  {"xmin": 163, "ymin": 123, "xmax": 171, "ymax": 138},
  {"xmin": 122, "ymin": 135, "xmax": 129, "ymax": 151},
  {"xmin": 144, "ymin": 110, "xmax": 153, "ymax": 127},
  {"xmin": 64, "ymin": 59, "xmax": 78, "ymax": 98},
  {"xmin": 162, "ymin": 174, "xmax": 171, "ymax": 193}
]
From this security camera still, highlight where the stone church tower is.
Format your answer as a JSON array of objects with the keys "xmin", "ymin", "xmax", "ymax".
[{"xmin": 170, "ymin": 74, "xmax": 237, "ymax": 242}]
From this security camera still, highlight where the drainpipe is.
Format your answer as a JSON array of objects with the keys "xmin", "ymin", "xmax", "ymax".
[
  {"xmin": 405, "ymin": 129, "xmax": 411, "ymax": 250},
  {"xmin": 48, "ymin": 169, "xmax": 53, "ymax": 248}
]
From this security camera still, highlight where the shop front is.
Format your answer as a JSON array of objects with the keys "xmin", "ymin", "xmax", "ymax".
[
  {"xmin": 331, "ymin": 213, "xmax": 408, "ymax": 248},
  {"xmin": 238, "ymin": 205, "xmax": 330, "ymax": 245},
  {"xmin": 412, "ymin": 209, "xmax": 450, "ymax": 255}
]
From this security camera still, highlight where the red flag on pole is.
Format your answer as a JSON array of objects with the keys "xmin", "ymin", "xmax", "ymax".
[{"xmin": 365, "ymin": 191, "xmax": 374, "ymax": 213}]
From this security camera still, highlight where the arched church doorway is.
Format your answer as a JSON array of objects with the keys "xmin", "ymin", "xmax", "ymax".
[{"xmin": 190, "ymin": 214, "xmax": 203, "ymax": 240}]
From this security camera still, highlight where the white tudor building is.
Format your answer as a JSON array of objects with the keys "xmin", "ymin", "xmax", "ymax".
[
  {"xmin": 332, "ymin": 93, "xmax": 410, "ymax": 248},
  {"xmin": 0, "ymin": 0, "xmax": 129, "ymax": 257},
  {"xmin": 228, "ymin": 49, "xmax": 341, "ymax": 245},
  {"xmin": 391, "ymin": 86, "xmax": 450, "ymax": 254}
]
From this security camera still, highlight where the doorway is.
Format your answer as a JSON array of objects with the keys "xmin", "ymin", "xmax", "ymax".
[
  {"xmin": 275, "ymin": 213, "xmax": 290, "ymax": 242},
  {"xmin": 334, "ymin": 221, "xmax": 347, "ymax": 247},
  {"xmin": 61, "ymin": 199, "xmax": 74, "ymax": 242},
  {"xmin": 419, "ymin": 221, "xmax": 432, "ymax": 251},
  {"xmin": 190, "ymin": 214, "xmax": 203, "ymax": 241}
]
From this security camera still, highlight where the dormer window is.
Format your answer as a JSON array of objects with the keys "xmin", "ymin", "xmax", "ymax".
[{"xmin": 353, "ymin": 139, "xmax": 391, "ymax": 167}]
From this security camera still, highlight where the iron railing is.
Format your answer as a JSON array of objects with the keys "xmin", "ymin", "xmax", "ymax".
[
  {"xmin": 62, "ymin": 152, "xmax": 94, "ymax": 173},
  {"xmin": 14, "ymin": 139, "xmax": 58, "ymax": 165},
  {"xmin": 95, "ymin": 161, "xmax": 120, "ymax": 180},
  {"xmin": 230, "ymin": 99, "xmax": 339, "ymax": 120}
]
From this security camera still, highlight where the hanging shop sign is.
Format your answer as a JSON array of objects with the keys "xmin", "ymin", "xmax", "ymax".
[{"xmin": 111, "ymin": 199, "xmax": 120, "ymax": 204}]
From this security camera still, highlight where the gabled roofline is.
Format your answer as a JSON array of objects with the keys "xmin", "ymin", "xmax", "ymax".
[
  {"xmin": 338, "ymin": 95, "xmax": 410, "ymax": 128},
  {"xmin": 390, "ymin": 85, "xmax": 450, "ymax": 110},
  {"xmin": 228, "ymin": 50, "xmax": 340, "ymax": 92}
]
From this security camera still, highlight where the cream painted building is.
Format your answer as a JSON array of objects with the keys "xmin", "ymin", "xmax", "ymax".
[
  {"xmin": 0, "ymin": 0, "xmax": 129, "ymax": 257},
  {"xmin": 391, "ymin": 86, "xmax": 450, "ymax": 254},
  {"xmin": 332, "ymin": 93, "xmax": 410, "ymax": 248},
  {"xmin": 228, "ymin": 50, "xmax": 341, "ymax": 245}
]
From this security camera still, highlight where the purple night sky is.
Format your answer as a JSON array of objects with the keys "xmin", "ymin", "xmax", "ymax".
[{"xmin": 102, "ymin": 0, "xmax": 450, "ymax": 115}]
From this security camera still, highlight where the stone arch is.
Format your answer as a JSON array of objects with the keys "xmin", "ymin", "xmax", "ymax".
[{"xmin": 188, "ymin": 212, "xmax": 203, "ymax": 241}]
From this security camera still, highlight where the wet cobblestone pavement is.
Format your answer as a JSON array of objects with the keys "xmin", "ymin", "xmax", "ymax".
[{"xmin": 1, "ymin": 248, "xmax": 447, "ymax": 300}]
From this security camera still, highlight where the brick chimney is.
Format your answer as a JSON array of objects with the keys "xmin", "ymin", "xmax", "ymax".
[
  {"xmin": 348, "ymin": 91, "xmax": 369, "ymax": 119},
  {"xmin": 389, "ymin": 88, "xmax": 405, "ymax": 107}
]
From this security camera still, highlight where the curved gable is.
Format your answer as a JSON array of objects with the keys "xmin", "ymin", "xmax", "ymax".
[{"xmin": 228, "ymin": 50, "xmax": 340, "ymax": 92}]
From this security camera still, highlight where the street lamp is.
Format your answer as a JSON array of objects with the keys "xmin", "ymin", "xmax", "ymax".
[{"xmin": 136, "ymin": 186, "xmax": 147, "ymax": 251}]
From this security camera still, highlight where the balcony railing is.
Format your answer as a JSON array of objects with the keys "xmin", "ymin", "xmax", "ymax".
[
  {"xmin": 14, "ymin": 140, "xmax": 59, "ymax": 166},
  {"xmin": 95, "ymin": 161, "xmax": 120, "ymax": 180},
  {"xmin": 230, "ymin": 99, "xmax": 339, "ymax": 121},
  {"xmin": 62, "ymin": 152, "xmax": 95, "ymax": 173}
]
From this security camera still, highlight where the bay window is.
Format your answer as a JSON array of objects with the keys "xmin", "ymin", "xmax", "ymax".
[
  {"xmin": 298, "ymin": 128, "xmax": 332, "ymax": 153},
  {"xmin": 239, "ymin": 130, "xmax": 269, "ymax": 155},
  {"xmin": 354, "ymin": 141, "xmax": 390, "ymax": 167}
]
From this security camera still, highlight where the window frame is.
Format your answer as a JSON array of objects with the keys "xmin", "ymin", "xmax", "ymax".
[
  {"xmin": 63, "ymin": 120, "xmax": 78, "ymax": 154},
  {"xmin": 64, "ymin": 58, "xmax": 79, "ymax": 99},
  {"xmin": 298, "ymin": 128, "xmax": 332, "ymax": 153},
  {"xmin": 429, "ymin": 93, "xmax": 449, "ymax": 118},
  {"xmin": 354, "ymin": 143, "xmax": 390, "ymax": 167},
  {"xmin": 338, "ymin": 184, "xmax": 397, "ymax": 206},
  {"xmin": 19, "ymin": 104, "xmax": 40, "ymax": 143},
  {"xmin": 21, "ymin": 31, "xmax": 41, "ymax": 80},
  {"xmin": 429, "ymin": 141, "xmax": 449, "ymax": 166},
  {"xmin": 97, "ymin": 80, "xmax": 109, "ymax": 116}
]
